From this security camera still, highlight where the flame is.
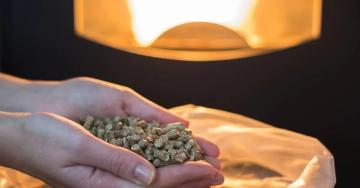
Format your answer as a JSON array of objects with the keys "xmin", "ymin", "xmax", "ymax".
[{"xmin": 127, "ymin": 0, "xmax": 256, "ymax": 47}]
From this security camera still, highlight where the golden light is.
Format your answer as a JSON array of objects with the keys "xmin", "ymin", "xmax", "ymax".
[
  {"xmin": 128, "ymin": 0, "xmax": 255, "ymax": 47},
  {"xmin": 74, "ymin": 0, "xmax": 322, "ymax": 61}
]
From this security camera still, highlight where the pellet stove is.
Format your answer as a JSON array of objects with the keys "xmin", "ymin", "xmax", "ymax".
[{"xmin": 74, "ymin": 0, "xmax": 322, "ymax": 61}]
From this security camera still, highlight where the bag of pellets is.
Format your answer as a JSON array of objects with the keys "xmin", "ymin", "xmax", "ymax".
[
  {"xmin": 171, "ymin": 105, "xmax": 336, "ymax": 188},
  {"xmin": 0, "ymin": 105, "xmax": 336, "ymax": 188}
]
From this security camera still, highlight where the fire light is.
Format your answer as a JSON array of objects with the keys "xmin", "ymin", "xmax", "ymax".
[{"xmin": 74, "ymin": 0, "xmax": 322, "ymax": 61}]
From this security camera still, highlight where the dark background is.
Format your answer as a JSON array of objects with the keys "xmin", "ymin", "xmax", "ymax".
[{"xmin": 1, "ymin": 0, "xmax": 359, "ymax": 187}]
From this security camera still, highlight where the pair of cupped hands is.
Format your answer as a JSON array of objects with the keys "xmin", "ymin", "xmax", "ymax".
[{"xmin": 1, "ymin": 77, "xmax": 224, "ymax": 188}]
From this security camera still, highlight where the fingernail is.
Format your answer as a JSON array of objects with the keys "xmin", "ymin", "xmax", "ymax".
[
  {"xmin": 212, "ymin": 173, "xmax": 224, "ymax": 185},
  {"xmin": 134, "ymin": 164, "xmax": 155, "ymax": 185}
]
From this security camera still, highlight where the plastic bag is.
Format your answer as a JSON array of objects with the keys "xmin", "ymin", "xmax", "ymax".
[
  {"xmin": 171, "ymin": 105, "xmax": 336, "ymax": 188},
  {"xmin": 0, "ymin": 105, "xmax": 336, "ymax": 188},
  {"xmin": 0, "ymin": 167, "xmax": 47, "ymax": 188}
]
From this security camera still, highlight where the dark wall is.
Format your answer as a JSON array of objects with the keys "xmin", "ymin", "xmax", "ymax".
[
  {"xmin": 0, "ymin": 0, "xmax": 3, "ymax": 70},
  {"xmin": 1, "ymin": 0, "xmax": 360, "ymax": 187}
]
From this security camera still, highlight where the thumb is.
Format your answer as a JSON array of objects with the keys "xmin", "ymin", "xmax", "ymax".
[{"xmin": 76, "ymin": 136, "xmax": 156, "ymax": 186}]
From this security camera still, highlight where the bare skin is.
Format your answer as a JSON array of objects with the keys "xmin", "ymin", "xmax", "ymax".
[{"xmin": 0, "ymin": 73, "xmax": 224, "ymax": 188}]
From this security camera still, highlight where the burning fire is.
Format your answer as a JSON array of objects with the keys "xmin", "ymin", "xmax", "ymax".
[{"xmin": 127, "ymin": 0, "xmax": 257, "ymax": 47}]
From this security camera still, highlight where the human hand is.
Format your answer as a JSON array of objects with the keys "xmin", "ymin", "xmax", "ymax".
[
  {"xmin": 17, "ymin": 77, "xmax": 223, "ymax": 170},
  {"xmin": 1, "ymin": 112, "xmax": 223, "ymax": 188},
  {"xmin": 17, "ymin": 77, "xmax": 186, "ymax": 124}
]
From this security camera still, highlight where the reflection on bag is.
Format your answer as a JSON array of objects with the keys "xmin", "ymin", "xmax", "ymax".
[{"xmin": 171, "ymin": 105, "xmax": 336, "ymax": 188}]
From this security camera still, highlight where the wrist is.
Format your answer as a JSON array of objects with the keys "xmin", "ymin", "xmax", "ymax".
[
  {"xmin": 0, "ymin": 111, "xmax": 31, "ymax": 169},
  {"xmin": 0, "ymin": 74, "xmax": 32, "ymax": 112},
  {"xmin": 0, "ymin": 77, "xmax": 59, "ymax": 113}
]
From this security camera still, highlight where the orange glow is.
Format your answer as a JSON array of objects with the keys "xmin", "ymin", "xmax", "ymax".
[
  {"xmin": 74, "ymin": 0, "xmax": 322, "ymax": 61},
  {"xmin": 127, "ymin": 0, "xmax": 256, "ymax": 47}
]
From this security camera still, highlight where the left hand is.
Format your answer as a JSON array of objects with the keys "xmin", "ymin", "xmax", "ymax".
[{"xmin": 17, "ymin": 77, "xmax": 186, "ymax": 123}]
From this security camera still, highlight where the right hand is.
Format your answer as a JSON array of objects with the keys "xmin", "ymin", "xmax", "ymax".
[{"xmin": 2, "ymin": 112, "xmax": 223, "ymax": 188}]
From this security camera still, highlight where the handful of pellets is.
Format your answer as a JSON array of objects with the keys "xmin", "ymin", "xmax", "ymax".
[{"xmin": 79, "ymin": 115, "xmax": 203, "ymax": 167}]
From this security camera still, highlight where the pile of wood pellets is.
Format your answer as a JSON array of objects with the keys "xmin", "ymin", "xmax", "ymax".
[{"xmin": 79, "ymin": 115, "xmax": 203, "ymax": 167}]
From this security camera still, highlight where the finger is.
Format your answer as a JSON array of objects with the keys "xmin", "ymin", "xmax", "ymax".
[
  {"xmin": 41, "ymin": 176, "xmax": 67, "ymax": 188},
  {"xmin": 203, "ymin": 156, "xmax": 222, "ymax": 170},
  {"xmin": 75, "ymin": 136, "xmax": 156, "ymax": 186},
  {"xmin": 122, "ymin": 89, "xmax": 189, "ymax": 126},
  {"xmin": 62, "ymin": 165, "xmax": 143, "ymax": 188},
  {"xmin": 150, "ymin": 161, "xmax": 223, "ymax": 188},
  {"xmin": 194, "ymin": 136, "xmax": 220, "ymax": 157}
]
